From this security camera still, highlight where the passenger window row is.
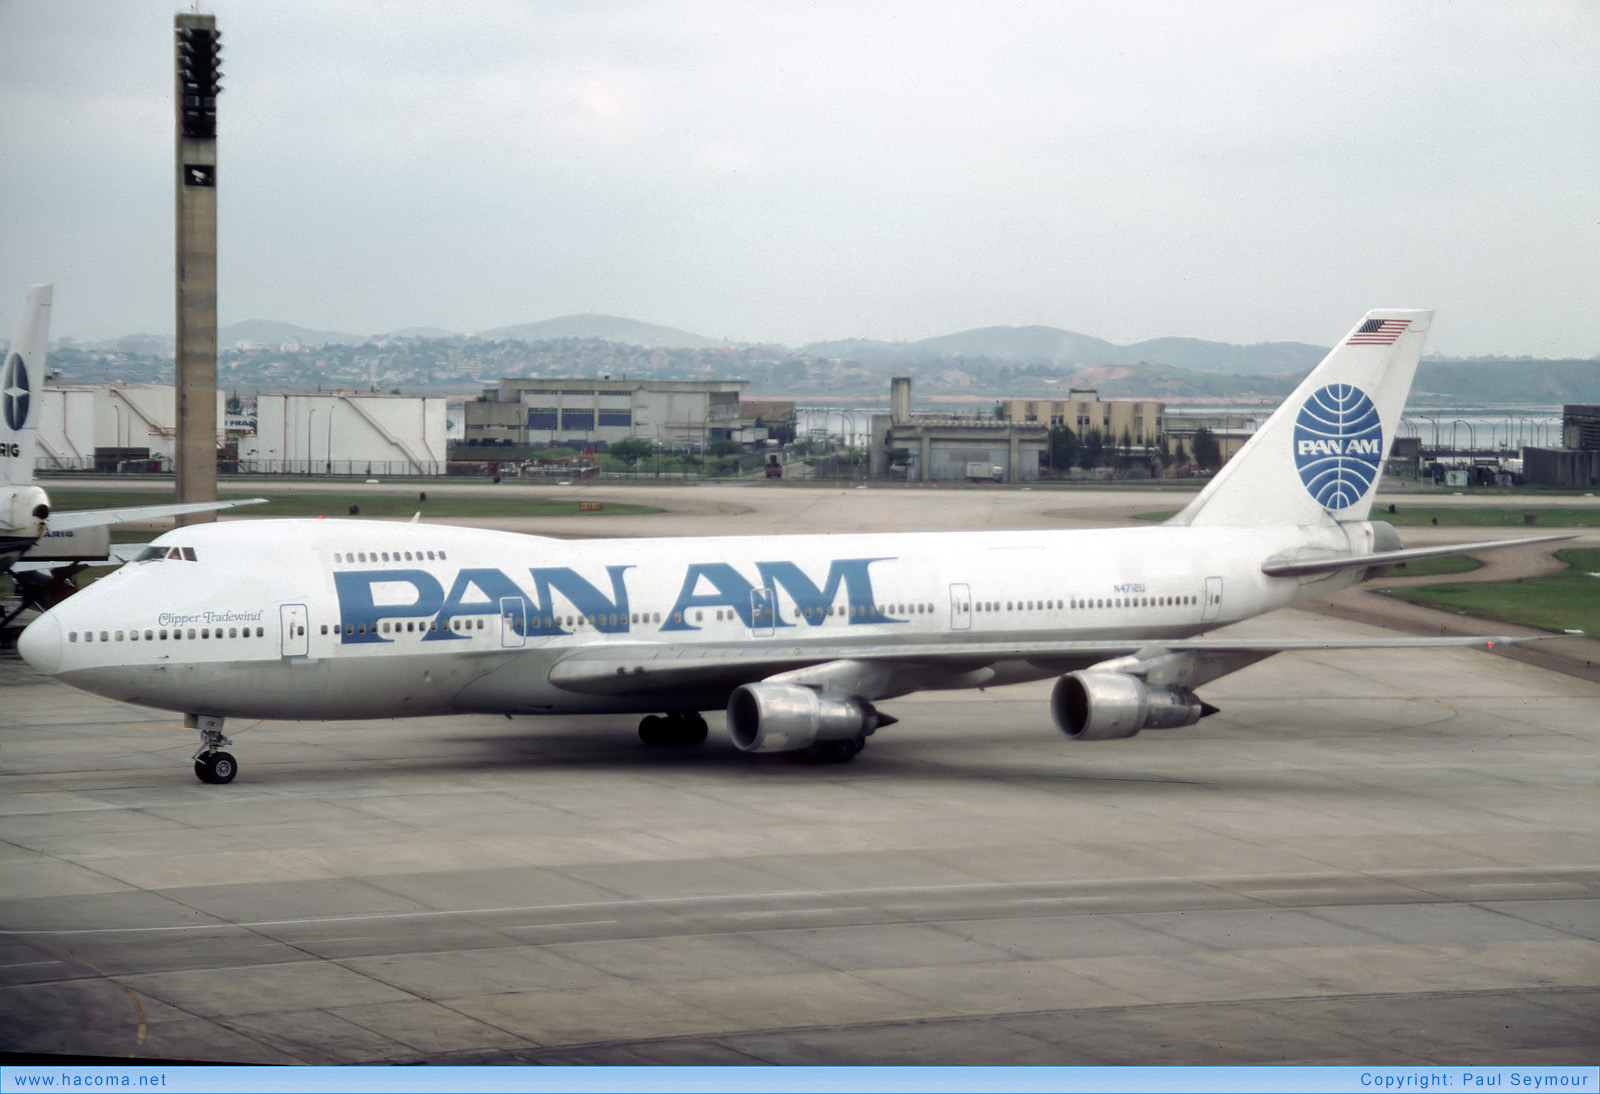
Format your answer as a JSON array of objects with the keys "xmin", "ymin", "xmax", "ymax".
[
  {"xmin": 966, "ymin": 595, "xmax": 1198, "ymax": 612},
  {"xmin": 321, "ymin": 618, "xmax": 484, "ymax": 636},
  {"xmin": 70, "ymin": 626, "xmax": 266, "ymax": 643},
  {"xmin": 325, "ymin": 611, "xmax": 670, "ymax": 637},
  {"xmin": 311, "ymin": 594, "xmax": 1204, "ymax": 643},
  {"xmin": 334, "ymin": 550, "xmax": 447, "ymax": 564}
]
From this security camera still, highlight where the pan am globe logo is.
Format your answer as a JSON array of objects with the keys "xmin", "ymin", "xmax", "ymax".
[
  {"xmin": 1293, "ymin": 383, "xmax": 1383, "ymax": 510},
  {"xmin": 2, "ymin": 352, "xmax": 29, "ymax": 432}
]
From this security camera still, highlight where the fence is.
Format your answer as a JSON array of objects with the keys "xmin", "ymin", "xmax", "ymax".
[{"xmin": 37, "ymin": 457, "xmax": 447, "ymax": 477}]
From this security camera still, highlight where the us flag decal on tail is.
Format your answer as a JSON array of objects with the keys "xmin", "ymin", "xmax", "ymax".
[{"xmin": 1347, "ymin": 318, "xmax": 1410, "ymax": 345}]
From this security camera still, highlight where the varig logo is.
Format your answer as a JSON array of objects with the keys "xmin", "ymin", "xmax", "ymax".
[
  {"xmin": 2, "ymin": 351, "xmax": 29, "ymax": 433},
  {"xmin": 1293, "ymin": 383, "xmax": 1383, "ymax": 510}
]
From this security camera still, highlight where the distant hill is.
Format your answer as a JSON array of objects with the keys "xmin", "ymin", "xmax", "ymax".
[
  {"xmin": 219, "ymin": 319, "xmax": 366, "ymax": 348},
  {"xmin": 915, "ymin": 325, "xmax": 1120, "ymax": 366},
  {"xmin": 382, "ymin": 326, "xmax": 458, "ymax": 340},
  {"xmin": 1119, "ymin": 336, "xmax": 1326, "ymax": 376},
  {"xmin": 803, "ymin": 325, "xmax": 1328, "ymax": 376},
  {"xmin": 1053, "ymin": 363, "xmax": 1300, "ymax": 400},
  {"xmin": 479, "ymin": 314, "xmax": 722, "ymax": 349},
  {"xmin": 1414, "ymin": 359, "xmax": 1600, "ymax": 404},
  {"xmin": 45, "ymin": 311, "xmax": 1597, "ymax": 405}
]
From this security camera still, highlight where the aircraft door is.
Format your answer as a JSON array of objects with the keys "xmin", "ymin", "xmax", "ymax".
[
  {"xmin": 749, "ymin": 587, "xmax": 775, "ymax": 637},
  {"xmin": 500, "ymin": 597, "xmax": 527, "ymax": 649},
  {"xmin": 280, "ymin": 603, "xmax": 309, "ymax": 657},
  {"xmin": 1202, "ymin": 576, "xmax": 1224, "ymax": 621},
  {"xmin": 949, "ymin": 583, "xmax": 972, "ymax": 631}
]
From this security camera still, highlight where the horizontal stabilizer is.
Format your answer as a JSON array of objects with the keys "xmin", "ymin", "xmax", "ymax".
[
  {"xmin": 1261, "ymin": 533, "xmax": 1576, "ymax": 578},
  {"xmin": 47, "ymin": 497, "xmax": 268, "ymax": 532}
]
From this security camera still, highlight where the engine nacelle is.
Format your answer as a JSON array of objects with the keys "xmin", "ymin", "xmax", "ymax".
[
  {"xmin": 727, "ymin": 682, "xmax": 877, "ymax": 753},
  {"xmin": 4, "ymin": 485, "xmax": 50, "ymax": 537},
  {"xmin": 1051, "ymin": 671, "xmax": 1208, "ymax": 741}
]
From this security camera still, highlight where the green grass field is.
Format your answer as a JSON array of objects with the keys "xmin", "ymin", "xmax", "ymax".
[
  {"xmin": 1137, "ymin": 506, "xmax": 1600, "ymax": 527},
  {"xmin": 1384, "ymin": 555, "xmax": 1482, "ymax": 578},
  {"xmin": 1371, "ymin": 506, "xmax": 1600, "ymax": 528},
  {"xmin": 44, "ymin": 490, "xmax": 660, "ymax": 520},
  {"xmin": 1381, "ymin": 547, "xmax": 1600, "ymax": 636}
]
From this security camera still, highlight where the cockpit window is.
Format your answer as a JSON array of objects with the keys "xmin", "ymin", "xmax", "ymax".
[{"xmin": 137, "ymin": 546, "xmax": 198, "ymax": 562}]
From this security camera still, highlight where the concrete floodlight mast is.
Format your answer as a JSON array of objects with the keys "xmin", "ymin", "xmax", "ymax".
[{"xmin": 174, "ymin": 13, "xmax": 222, "ymax": 523}]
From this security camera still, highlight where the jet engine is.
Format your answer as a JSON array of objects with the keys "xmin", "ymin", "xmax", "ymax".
[
  {"xmin": 5, "ymin": 485, "xmax": 50, "ymax": 537},
  {"xmin": 727, "ymin": 682, "xmax": 886, "ymax": 753},
  {"xmin": 1050, "ymin": 671, "xmax": 1211, "ymax": 741}
]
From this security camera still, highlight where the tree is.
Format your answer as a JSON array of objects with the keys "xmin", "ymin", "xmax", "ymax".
[
  {"xmin": 708, "ymin": 437, "xmax": 741, "ymax": 457},
  {"xmin": 993, "ymin": 403, "xmax": 1008, "ymax": 420},
  {"xmin": 1079, "ymin": 429, "xmax": 1105, "ymax": 471},
  {"xmin": 1048, "ymin": 424, "xmax": 1079, "ymax": 472},
  {"xmin": 1191, "ymin": 427, "xmax": 1221, "ymax": 470},
  {"xmin": 609, "ymin": 438, "xmax": 653, "ymax": 464}
]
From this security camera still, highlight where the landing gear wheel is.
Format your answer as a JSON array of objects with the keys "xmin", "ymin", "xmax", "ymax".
[
  {"xmin": 797, "ymin": 734, "xmax": 864, "ymax": 764},
  {"xmin": 194, "ymin": 751, "xmax": 238, "ymax": 784},
  {"xmin": 639, "ymin": 712, "xmax": 710, "ymax": 748},
  {"xmin": 209, "ymin": 752, "xmax": 238, "ymax": 784},
  {"xmin": 638, "ymin": 715, "xmax": 668, "ymax": 746},
  {"xmin": 679, "ymin": 713, "xmax": 709, "ymax": 746}
]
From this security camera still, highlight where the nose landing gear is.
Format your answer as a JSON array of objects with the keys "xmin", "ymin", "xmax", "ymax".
[{"xmin": 188, "ymin": 713, "xmax": 237, "ymax": 784}]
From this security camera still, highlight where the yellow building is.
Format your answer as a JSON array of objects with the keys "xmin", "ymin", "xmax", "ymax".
[{"xmin": 1002, "ymin": 390, "xmax": 1165, "ymax": 447}]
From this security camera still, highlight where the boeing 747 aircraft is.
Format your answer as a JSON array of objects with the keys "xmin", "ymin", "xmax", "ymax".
[
  {"xmin": 16, "ymin": 308, "xmax": 1567, "ymax": 783},
  {"xmin": 2, "ymin": 285, "xmax": 265, "ymax": 624}
]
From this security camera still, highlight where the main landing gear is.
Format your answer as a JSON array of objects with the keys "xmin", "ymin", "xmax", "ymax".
[
  {"xmin": 798, "ymin": 734, "xmax": 866, "ymax": 764},
  {"xmin": 188, "ymin": 713, "xmax": 238, "ymax": 784},
  {"xmin": 638, "ymin": 711, "xmax": 709, "ymax": 748}
]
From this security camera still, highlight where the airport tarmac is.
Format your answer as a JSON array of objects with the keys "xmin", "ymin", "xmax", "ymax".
[{"xmin": 2, "ymin": 486, "xmax": 1597, "ymax": 1064}]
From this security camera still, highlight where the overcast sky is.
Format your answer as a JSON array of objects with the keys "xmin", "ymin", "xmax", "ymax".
[{"xmin": 2, "ymin": 1, "xmax": 1597, "ymax": 356}]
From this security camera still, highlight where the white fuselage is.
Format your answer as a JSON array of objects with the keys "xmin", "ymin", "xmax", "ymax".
[{"xmin": 19, "ymin": 517, "xmax": 1366, "ymax": 721}]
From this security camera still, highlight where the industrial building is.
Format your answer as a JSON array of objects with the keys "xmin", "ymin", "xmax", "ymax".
[
  {"xmin": 31, "ymin": 384, "xmax": 225, "ymax": 471},
  {"xmin": 240, "ymin": 393, "xmax": 449, "ymax": 475},
  {"xmin": 466, "ymin": 379, "xmax": 749, "ymax": 449}
]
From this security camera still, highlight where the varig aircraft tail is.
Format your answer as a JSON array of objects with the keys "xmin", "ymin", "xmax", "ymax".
[
  {"xmin": 1169, "ymin": 308, "xmax": 1432, "ymax": 529},
  {"xmin": 2, "ymin": 283, "xmax": 52, "ymax": 488}
]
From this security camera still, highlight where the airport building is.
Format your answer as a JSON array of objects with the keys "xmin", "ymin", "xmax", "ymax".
[
  {"xmin": 1523, "ymin": 404, "xmax": 1600, "ymax": 486},
  {"xmin": 1002, "ymin": 391, "xmax": 1167, "ymax": 448},
  {"xmin": 466, "ymin": 378, "xmax": 748, "ymax": 450},
  {"xmin": 879, "ymin": 378, "xmax": 1047, "ymax": 481},
  {"xmin": 1163, "ymin": 412, "xmax": 1258, "ymax": 464}
]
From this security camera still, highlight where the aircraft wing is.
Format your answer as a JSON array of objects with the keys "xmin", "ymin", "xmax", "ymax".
[
  {"xmin": 9, "ymin": 541, "xmax": 144, "ymax": 574},
  {"xmin": 1261, "ymin": 533, "xmax": 1576, "ymax": 578},
  {"xmin": 545, "ymin": 633, "xmax": 1535, "ymax": 698},
  {"xmin": 47, "ymin": 497, "xmax": 268, "ymax": 532}
]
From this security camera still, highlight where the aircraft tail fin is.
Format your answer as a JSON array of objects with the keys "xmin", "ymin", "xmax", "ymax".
[
  {"xmin": 1168, "ymin": 308, "xmax": 1432, "ymax": 529},
  {"xmin": 2, "ymin": 284, "xmax": 52, "ymax": 487}
]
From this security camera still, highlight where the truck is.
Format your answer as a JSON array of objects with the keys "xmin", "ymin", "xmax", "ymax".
[{"xmin": 966, "ymin": 461, "xmax": 1004, "ymax": 482}]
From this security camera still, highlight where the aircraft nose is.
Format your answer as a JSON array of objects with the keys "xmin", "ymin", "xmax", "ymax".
[{"xmin": 18, "ymin": 612, "xmax": 63, "ymax": 675}]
